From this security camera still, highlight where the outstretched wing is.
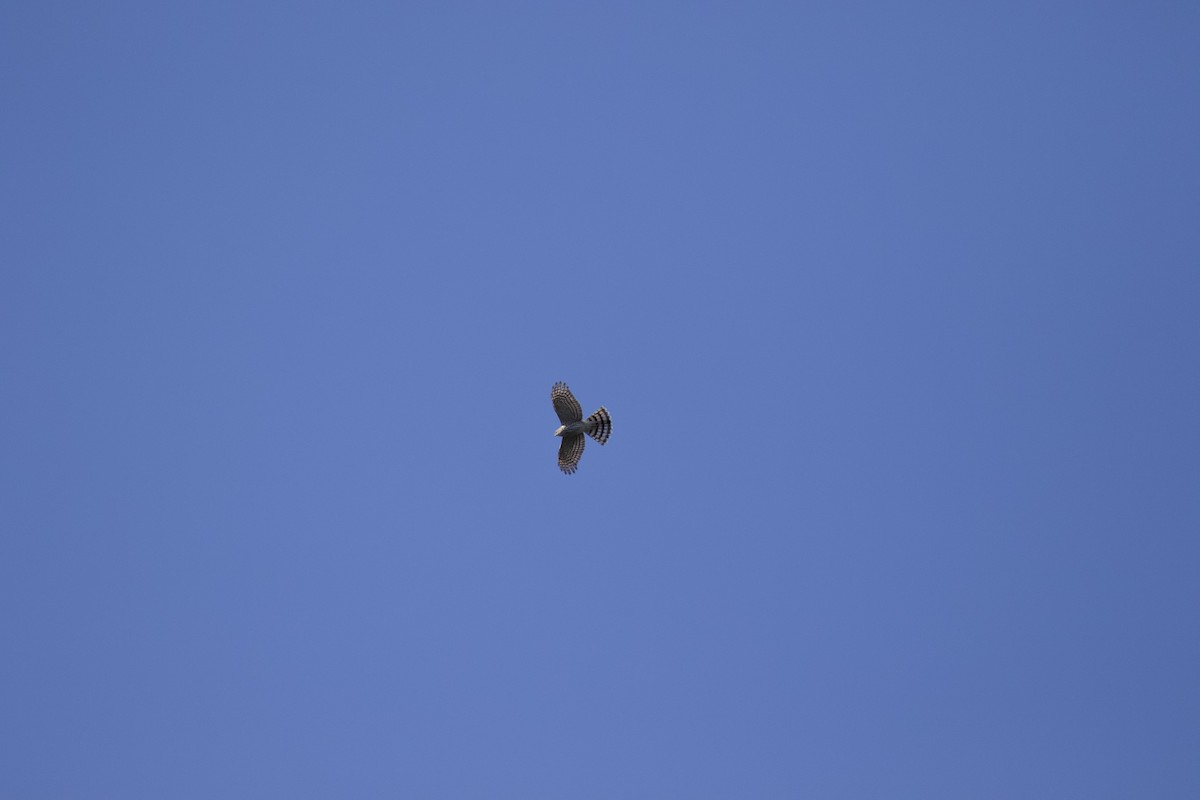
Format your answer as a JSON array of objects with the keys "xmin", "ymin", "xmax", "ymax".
[
  {"xmin": 552, "ymin": 381, "xmax": 583, "ymax": 424},
  {"xmin": 558, "ymin": 434, "xmax": 586, "ymax": 474}
]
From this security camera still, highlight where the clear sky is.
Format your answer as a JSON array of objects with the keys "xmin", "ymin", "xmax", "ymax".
[{"xmin": 2, "ymin": 2, "xmax": 1198, "ymax": 797}]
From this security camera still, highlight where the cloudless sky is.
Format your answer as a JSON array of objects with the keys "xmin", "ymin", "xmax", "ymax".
[{"xmin": 3, "ymin": 2, "xmax": 1198, "ymax": 797}]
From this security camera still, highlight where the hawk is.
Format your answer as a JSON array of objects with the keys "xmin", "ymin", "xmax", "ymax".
[{"xmin": 551, "ymin": 381, "xmax": 611, "ymax": 474}]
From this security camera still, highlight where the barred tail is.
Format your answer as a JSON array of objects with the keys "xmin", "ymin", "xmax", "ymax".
[{"xmin": 585, "ymin": 407, "xmax": 612, "ymax": 445}]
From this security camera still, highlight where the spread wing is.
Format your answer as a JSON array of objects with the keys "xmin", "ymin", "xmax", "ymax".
[
  {"xmin": 558, "ymin": 434, "xmax": 586, "ymax": 474},
  {"xmin": 551, "ymin": 381, "xmax": 583, "ymax": 424}
]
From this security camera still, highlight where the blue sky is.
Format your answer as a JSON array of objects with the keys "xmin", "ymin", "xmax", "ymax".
[{"xmin": 2, "ymin": 2, "xmax": 1198, "ymax": 797}]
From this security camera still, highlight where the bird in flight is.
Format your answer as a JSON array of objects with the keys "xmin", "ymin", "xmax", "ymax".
[{"xmin": 551, "ymin": 381, "xmax": 611, "ymax": 474}]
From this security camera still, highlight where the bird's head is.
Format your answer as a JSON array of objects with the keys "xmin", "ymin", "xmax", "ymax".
[{"xmin": 554, "ymin": 425, "xmax": 567, "ymax": 437}]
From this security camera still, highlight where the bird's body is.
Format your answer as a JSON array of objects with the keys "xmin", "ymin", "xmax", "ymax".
[
  {"xmin": 554, "ymin": 421, "xmax": 587, "ymax": 438},
  {"xmin": 551, "ymin": 381, "xmax": 611, "ymax": 474}
]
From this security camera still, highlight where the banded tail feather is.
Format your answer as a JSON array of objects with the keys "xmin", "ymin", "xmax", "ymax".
[{"xmin": 585, "ymin": 407, "xmax": 611, "ymax": 445}]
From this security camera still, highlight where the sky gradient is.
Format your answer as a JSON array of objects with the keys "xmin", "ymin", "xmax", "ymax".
[{"xmin": 3, "ymin": 3, "xmax": 1198, "ymax": 797}]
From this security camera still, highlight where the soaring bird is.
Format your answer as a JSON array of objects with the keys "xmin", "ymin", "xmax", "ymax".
[{"xmin": 551, "ymin": 381, "xmax": 611, "ymax": 474}]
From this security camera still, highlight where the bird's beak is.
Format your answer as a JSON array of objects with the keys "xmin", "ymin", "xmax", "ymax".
[{"xmin": 554, "ymin": 425, "xmax": 566, "ymax": 437}]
